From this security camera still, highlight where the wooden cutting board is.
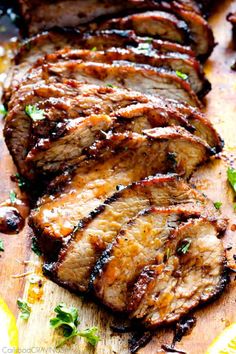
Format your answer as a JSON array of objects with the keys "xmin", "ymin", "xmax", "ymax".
[{"xmin": 0, "ymin": 1, "xmax": 236, "ymax": 353}]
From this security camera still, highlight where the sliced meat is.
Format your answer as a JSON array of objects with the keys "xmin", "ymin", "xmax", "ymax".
[
  {"xmin": 4, "ymin": 82, "xmax": 221, "ymax": 178},
  {"xmin": 6, "ymin": 29, "xmax": 194, "ymax": 101},
  {"xmin": 99, "ymin": 11, "xmax": 189, "ymax": 45},
  {"xmin": 43, "ymin": 47, "xmax": 210, "ymax": 97},
  {"xmin": 17, "ymin": 0, "xmax": 131, "ymax": 35},
  {"xmin": 5, "ymin": 82, "xmax": 149, "ymax": 178},
  {"xmin": 43, "ymin": 176, "xmax": 226, "ymax": 292},
  {"xmin": 29, "ymin": 127, "xmax": 213, "ymax": 256},
  {"xmin": 98, "ymin": 5, "xmax": 214, "ymax": 59},
  {"xmin": 91, "ymin": 207, "xmax": 201, "ymax": 312},
  {"xmin": 129, "ymin": 218, "xmax": 228, "ymax": 328},
  {"xmin": 22, "ymin": 60, "xmax": 201, "ymax": 107},
  {"xmin": 115, "ymin": 102, "xmax": 223, "ymax": 151}
]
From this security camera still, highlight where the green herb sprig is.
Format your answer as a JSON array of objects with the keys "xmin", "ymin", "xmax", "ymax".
[
  {"xmin": 25, "ymin": 105, "xmax": 46, "ymax": 121},
  {"xmin": 9, "ymin": 190, "xmax": 17, "ymax": 204},
  {"xmin": 214, "ymin": 201, "xmax": 222, "ymax": 210},
  {"xmin": 50, "ymin": 303, "xmax": 100, "ymax": 348},
  {"xmin": 227, "ymin": 167, "xmax": 236, "ymax": 193},
  {"xmin": 17, "ymin": 299, "xmax": 31, "ymax": 320},
  {"xmin": 176, "ymin": 70, "xmax": 188, "ymax": 81},
  {"xmin": 0, "ymin": 239, "xmax": 4, "ymax": 252},
  {"xmin": 177, "ymin": 239, "xmax": 192, "ymax": 255}
]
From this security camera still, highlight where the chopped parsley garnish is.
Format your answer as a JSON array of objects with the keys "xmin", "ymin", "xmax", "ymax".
[
  {"xmin": 17, "ymin": 299, "xmax": 31, "ymax": 320},
  {"xmin": 214, "ymin": 201, "xmax": 222, "ymax": 210},
  {"xmin": 136, "ymin": 43, "xmax": 150, "ymax": 51},
  {"xmin": 15, "ymin": 173, "xmax": 28, "ymax": 189},
  {"xmin": 9, "ymin": 190, "xmax": 17, "ymax": 204},
  {"xmin": 177, "ymin": 239, "xmax": 192, "ymax": 255},
  {"xmin": 31, "ymin": 237, "xmax": 42, "ymax": 256},
  {"xmin": 176, "ymin": 70, "xmax": 188, "ymax": 81},
  {"xmin": 0, "ymin": 104, "xmax": 7, "ymax": 117},
  {"xmin": 227, "ymin": 167, "xmax": 236, "ymax": 193},
  {"xmin": 25, "ymin": 105, "xmax": 46, "ymax": 121},
  {"xmin": 91, "ymin": 46, "xmax": 97, "ymax": 51},
  {"xmin": 145, "ymin": 37, "xmax": 153, "ymax": 44},
  {"xmin": 50, "ymin": 303, "xmax": 100, "ymax": 348},
  {"xmin": 0, "ymin": 239, "xmax": 4, "ymax": 252},
  {"xmin": 106, "ymin": 84, "xmax": 115, "ymax": 88}
]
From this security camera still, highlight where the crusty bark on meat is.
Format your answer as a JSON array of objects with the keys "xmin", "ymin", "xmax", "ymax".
[
  {"xmin": 4, "ymin": 81, "xmax": 221, "ymax": 179},
  {"xmin": 43, "ymin": 178, "xmax": 227, "ymax": 293},
  {"xmin": 91, "ymin": 207, "xmax": 201, "ymax": 311},
  {"xmin": 29, "ymin": 127, "xmax": 213, "ymax": 257},
  {"xmin": 97, "ymin": 2, "xmax": 214, "ymax": 59},
  {"xmin": 129, "ymin": 218, "xmax": 228, "ymax": 328},
  {"xmin": 20, "ymin": 60, "xmax": 201, "ymax": 107},
  {"xmin": 42, "ymin": 47, "xmax": 211, "ymax": 97},
  {"xmin": 4, "ymin": 29, "xmax": 194, "ymax": 102},
  {"xmin": 98, "ymin": 11, "xmax": 189, "ymax": 45}
]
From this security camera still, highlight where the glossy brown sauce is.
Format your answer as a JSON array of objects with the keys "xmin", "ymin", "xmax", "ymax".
[{"xmin": 0, "ymin": 205, "xmax": 24, "ymax": 234}]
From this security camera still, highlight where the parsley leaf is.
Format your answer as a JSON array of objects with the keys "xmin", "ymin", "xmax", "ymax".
[
  {"xmin": 31, "ymin": 237, "xmax": 42, "ymax": 256},
  {"xmin": 214, "ymin": 201, "xmax": 222, "ymax": 210},
  {"xmin": 227, "ymin": 167, "xmax": 236, "ymax": 193},
  {"xmin": 15, "ymin": 173, "xmax": 28, "ymax": 189},
  {"xmin": 0, "ymin": 238, "xmax": 4, "ymax": 252},
  {"xmin": 91, "ymin": 46, "xmax": 97, "ymax": 51},
  {"xmin": 9, "ymin": 190, "xmax": 17, "ymax": 204},
  {"xmin": 25, "ymin": 105, "xmax": 45, "ymax": 121},
  {"xmin": 176, "ymin": 70, "xmax": 188, "ymax": 81},
  {"xmin": 0, "ymin": 104, "xmax": 7, "ymax": 117},
  {"xmin": 177, "ymin": 239, "xmax": 192, "ymax": 255},
  {"xmin": 77, "ymin": 327, "xmax": 100, "ymax": 346},
  {"xmin": 136, "ymin": 43, "xmax": 150, "ymax": 51},
  {"xmin": 17, "ymin": 299, "xmax": 31, "ymax": 320},
  {"xmin": 50, "ymin": 303, "xmax": 100, "ymax": 348}
]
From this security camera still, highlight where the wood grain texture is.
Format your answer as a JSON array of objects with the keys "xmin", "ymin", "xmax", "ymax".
[{"xmin": 1, "ymin": 1, "xmax": 236, "ymax": 353}]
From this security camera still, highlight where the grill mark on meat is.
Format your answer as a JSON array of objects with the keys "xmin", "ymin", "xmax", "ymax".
[
  {"xmin": 5, "ymin": 80, "xmax": 221, "ymax": 179},
  {"xmin": 99, "ymin": 11, "xmax": 190, "ymax": 45},
  {"xmin": 128, "ymin": 218, "xmax": 228, "ymax": 328},
  {"xmin": 43, "ymin": 176, "xmax": 225, "ymax": 292},
  {"xmin": 41, "ymin": 47, "xmax": 210, "ymax": 97},
  {"xmin": 90, "ymin": 207, "xmax": 202, "ymax": 312},
  {"xmin": 22, "ymin": 60, "xmax": 201, "ymax": 107},
  {"xmin": 29, "ymin": 127, "xmax": 213, "ymax": 256}
]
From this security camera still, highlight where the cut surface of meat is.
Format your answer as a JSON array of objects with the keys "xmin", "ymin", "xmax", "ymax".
[
  {"xmin": 21, "ymin": 60, "xmax": 201, "ymax": 107},
  {"xmin": 4, "ymin": 81, "xmax": 221, "ymax": 179},
  {"xmin": 129, "ymin": 218, "xmax": 227, "ymax": 328},
  {"xmin": 44, "ymin": 178, "xmax": 226, "ymax": 293},
  {"xmin": 42, "ymin": 47, "xmax": 210, "ymax": 96},
  {"xmin": 30, "ymin": 128, "xmax": 213, "ymax": 256},
  {"xmin": 7, "ymin": 29, "xmax": 194, "ymax": 100},
  {"xmin": 91, "ymin": 207, "xmax": 201, "ymax": 312},
  {"xmin": 99, "ymin": 11, "xmax": 189, "ymax": 45}
]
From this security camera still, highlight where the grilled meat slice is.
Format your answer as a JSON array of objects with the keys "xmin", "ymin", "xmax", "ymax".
[
  {"xmin": 4, "ymin": 81, "xmax": 221, "ymax": 178},
  {"xmin": 22, "ymin": 60, "xmax": 201, "ymax": 107},
  {"xmin": 6, "ymin": 29, "xmax": 194, "ymax": 101},
  {"xmin": 129, "ymin": 218, "xmax": 227, "ymax": 328},
  {"xmin": 17, "ymin": 0, "xmax": 131, "ymax": 35},
  {"xmin": 43, "ymin": 47, "xmax": 210, "ymax": 97},
  {"xmin": 116, "ymin": 102, "xmax": 223, "ymax": 151},
  {"xmin": 44, "ymin": 175, "xmax": 226, "ymax": 292},
  {"xmin": 98, "ymin": 5, "xmax": 214, "ymax": 59},
  {"xmin": 91, "ymin": 207, "xmax": 202, "ymax": 312},
  {"xmin": 99, "ymin": 11, "xmax": 189, "ymax": 45},
  {"xmin": 30, "ymin": 127, "xmax": 213, "ymax": 256},
  {"xmin": 5, "ymin": 83, "xmax": 149, "ymax": 178}
]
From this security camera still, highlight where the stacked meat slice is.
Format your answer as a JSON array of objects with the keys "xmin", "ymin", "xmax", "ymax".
[{"xmin": 4, "ymin": 0, "xmax": 228, "ymax": 332}]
